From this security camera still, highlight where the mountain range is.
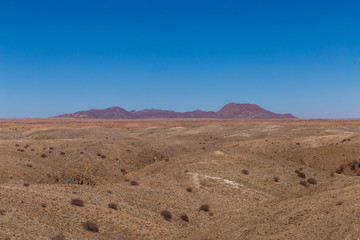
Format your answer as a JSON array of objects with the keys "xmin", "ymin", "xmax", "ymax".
[{"xmin": 55, "ymin": 103, "xmax": 296, "ymax": 119}]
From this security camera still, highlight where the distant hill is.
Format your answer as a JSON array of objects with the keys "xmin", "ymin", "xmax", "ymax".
[{"xmin": 55, "ymin": 103, "xmax": 297, "ymax": 119}]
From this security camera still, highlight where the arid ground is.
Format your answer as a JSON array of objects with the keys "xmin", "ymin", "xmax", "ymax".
[{"xmin": 1, "ymin": 119, "xmax": 360, "ymax": 240}]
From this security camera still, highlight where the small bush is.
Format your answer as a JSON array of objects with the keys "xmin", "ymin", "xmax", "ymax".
[
  {"xmin": 273, "ymin": 176, "xmax": 280, "ymax": 182},
  {"xmin": 120, "ymin": 168, "xmax": 126, "ymax": 173},
  {"xmin": 161, "ymin": 210, "xmax": 172, "ymax": 221},
  {"xmin": 97, "ymin": 153, "xmax": 102, "ymax": 156},
  {"xmin": 241, "ymin": 169, "xmax": 249, "ymax": 175},
  {"xmin": 0, "ymin": 209, "xmax": 5, "ymax": 215},
  {"xmin": 49, "ymin": 147, "xmax": 54, "ymax": 150},
  {"xmin": 60, "ymin": 152, "xmax": 65, "ymax": 155},
  {"xmin": 186, "ymin": 188, "xmax": 192, "ymax": 192},
  {"xmin": 297, "ymin": 172, "xmax": 306, "ymax": 178},
  {"xmin": 180, "ymin": 214, "xmax": 189, "ymax": 222},
  {"xmin": 31, "ymin": 149, "xmax": 35, "ymax": 151},
  {"xmin": 101, "ymin": 155, "xmax": 106, "ymax": 159},
  {"xmin": 82, "ymin": 221, "xmax": 99, "ymax": 232},
  {"xmin": 15, "ymin": 144, "xmax": 19, "ymax": 147},
  {"xmin": 299, "ymin": 181, "xmax": 307, "ymax": 187},
  {"xmin": 108, "ymin": 203, "xmax": 118, "ymax": 210},
  {"xmin": 107, "ymin": 190, "xmax": 113, "ymax": 194},
  {"xmin": 307, "ymin": 178, "xmax": 317, "ymax": 185},
  {"xmin": 40, "ymin": 153, "xmax": 47, "ymax": 158},
  {"xmin": 295, "ymin": 170, "xmax": 300, "ymax": 173},
  {"xmin": 200, "ymin": 204, "xmax": 210, "ymax": 212},
  {"xmin": 130, "ymin": 181, "xmax": 139, "ymax": 186},
  {"xmin": 51, "ymin": 234, "xmax": 65, "ymax": 240},
  {"xmin": 70, "ymin": 199, "xmax": 84, "ymax": 207},
  {"xmin": 330, "ymin": 172, "xmax": 335, "ymax": 177},
  {"xmin": 24, "ymin": 183, "xmax": 30, "ymax": 187}
]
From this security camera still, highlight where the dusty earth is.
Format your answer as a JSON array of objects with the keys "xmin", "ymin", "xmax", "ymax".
[{"xmin": 1, "ymin": 118, "xmax": 360, "ymax": 240}]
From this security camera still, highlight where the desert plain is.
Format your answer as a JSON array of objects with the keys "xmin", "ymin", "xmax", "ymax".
[{"xmin": 1, "ymin": 118, "xmax": 360, "ymax": 239}]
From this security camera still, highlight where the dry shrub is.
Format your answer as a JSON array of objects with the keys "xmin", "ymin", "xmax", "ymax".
[
  {"xmin": 51, "ymin": 233, "xmax": 65, "ymax": 240},
  {"xmin": 307, "ymin": 178, "xmax": 317, "ymax": 185},
  {"xmin": 107, "ymin": 190, "xmax": 113, "ymax": 194},
  {"xmin": 161, "ymin": 210, "xmax": 172, "ymax": 221},
  {"xmin": 40, "ymin": 153, "xmax": 47, "ymax": 158},
  {"xmin": 241, "ymin": 169, "xmax": 249, "ymax": 175},
  {"xmin": 180, "ymin": 214, "xmax": 189, "ymax": 222},
  {"xmin": 97, "ymin": 153, "xmax": 102, "ymax": 156},
  {"xmin": 70, "ymin": 199, "xmax": 84, "ymax": 207},
  {"xmin": 186, "ymin": 188, "xmax": 192, "ymax": 192},
  {"xmin": 0, "ymin": 209, "xmax": 5, "ymax": 215},
  {"xmin": 60, "ymin": 152, "xmax": 65, "ymax": 155},
  {"xmin": 82, "ymin": 221, "xmax": 99, "ymax": 232},
  {"xmin": 200, "ymin": 204, "xmax": 210, "ymax": 212},
  {"xmin": 108, "ymin": 203, "xmax": 118, "ymax": 210},
  {"xmin": 273, "ymin": 176, "xmax": 280, "ymax": 182},
  {"xmin": 297, "ymin": 172, "xmax": 306, "ymax": 178},
  {"xmin": 120, "ymin": 168, "xmax": 126, "ymax": 173},
  {"xmin": 130, "ymin": 181, "xmax": 139, "ymax": 186},
  {"xmin": 101, "ymin": 155, "xmax": 106, "ymax": 159},
  {"xmin": 24, "ymin": 183, "xmax": 30, "ymax": 187},
  {"xmin": 330, "ymin": 172, "xmax": 335, "ymax": 177},
  {"xmin": 299, "ymin": 181, "xmax": 308, "ymax": 187}
]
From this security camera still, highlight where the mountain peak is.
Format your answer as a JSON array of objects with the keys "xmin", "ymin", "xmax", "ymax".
[{"xmin": 55, "ymin": 103, "xmax": 297, "ymax": 119}]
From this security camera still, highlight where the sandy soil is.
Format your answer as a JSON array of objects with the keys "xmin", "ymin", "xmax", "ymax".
[{"xmin": 1, "ymin": 118, "xmax": 360, "ymax": 239}]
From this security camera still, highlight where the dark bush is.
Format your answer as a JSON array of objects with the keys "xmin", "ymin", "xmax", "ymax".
[
  {"xmin": 200, "ymin": 204, "xmax": 210, "ymax": 212},
  {"xmin": 49, "ymin": 147, "xmax": 54, "ymax": 150},
  {"xmin": 51, "ymin": 234, "xmax": 65, "ymax": 240},
  {"xmin": 241, "ymin": 169, "xmax": 249, "ymax": 175},
  {"xmin": 97, "ymin": 153, "xmax": 102, "ymax": 156},
  {"xmin": 307, "ymin": 178, "xmax": 317, "ymax": 185},
  {"xmin": 107, "ymin": 190, "xmax": 113, "ymax": 194},
  {"xmin": 82, "ymin": 221, "xmax": 99, "ymax": 232},
  {"xmin": 186, "ymin": 188, "xmax": 192, "ymax": 192},
  {"xmin": 295, "ymin": 170, "xmax": 300, "ymax": 174},
  {"xmin": 130, "ymin": 181, "xmax": 139, "ymax": 186},
  {"xmin": 24, "ymin": 183, "xmax": 30, "ymax": 187},
  {"xmin": 330, "ymin": 172, "xmax": 335, "ymax": 177},
  {"xmin": 0, "ymin": 209, "xmax": 5, "ymax": 215},
  {"xmin": 180, "ymin": 214, "xmax": 189, "ymax": 222},
  {"xmin": 40, "ymin": 153, "xmax": 47, "ymax": 158},
  {"xmin": 120, "ymin": 168, "xmax": 126, "ymax": 173},
  {"xmin": 60, "ymin": 152, "xmax": 65, "ymax": 155},
  {"xmin": 15, "ymin": 144, "xmax": 19, "ymax": 147},
  {"xmin": 297, "ymin": 172, "xmax": 306, "ymax": 178},
  {"xmin": 101, "ymin": 155, "xmax": 106, "ymax": 159},
  {"xmin": 108, "ymin": 203, "xmax": 118, "ymax": 210},
  {"xmin": 273, "ymin": 176, "xmax": 280, "ymax": 182},
  {"xmin": 70, "ymin": 199, "xmax": 84, "ymax": 207},
  {"xmin": 299, "ymin": 181, "xmax": 307, "ymax": 187},
  {"xmin": 161, "ymin": 210, "xmax": 172, "ymax": 221},
  {"xmin": 31, "ymin": 149, "xmax": 35, "ymax": 151}
]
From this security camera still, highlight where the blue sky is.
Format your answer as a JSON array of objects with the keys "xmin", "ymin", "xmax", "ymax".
[{"xmin": 0, "ymin": 0, "xmax": 359, "ymax": 118}]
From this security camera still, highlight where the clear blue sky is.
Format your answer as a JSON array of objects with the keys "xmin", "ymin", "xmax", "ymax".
[{"xmin": 0, "ymin": 0, "xmax": 359, "ymax": 118}]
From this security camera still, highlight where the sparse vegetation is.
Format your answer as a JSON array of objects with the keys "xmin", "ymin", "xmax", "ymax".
[
  {"xmin": 40, "ymin": 153, "xmax": 47, "ymax": 158},
  {"xmin": 0, "ymin": 209, "xmax": 5, "ymax": 215},
  {"xmin": 299, "ymin": 181, "xmax": 308, "ymax": 187},
  {"xmin": 273, "ymin": 176, "xmax": 280, "ymax": 182},
  {"xmin": 23, "ymin": 183, "xmax": 30, "ymax": 187},
  {"xmin": 186, "ymin": 187, "xmax": 192, "ymax": 192},
  {"xmin": 241, "ymin": 169, "xmax": 249, "ymax": 175},
  {"xmin": 108, "ymin": 203, "xmax": 118, "ymax": 210},
  {"xmin": 181, "ymin": 214, "xmax": 189, "ymax": 222},
  {"xmin": 60, "ymin": 152, "xmax": 65, "ymax": 155},
  {"xmin": 130, "ymin": 181, "xmax": 139, "ymax": 186},
  {"xmin": 70, "ymin": 199, "xmax": 84, "ymax": 207},
  {"xmin": 307, "ymin": 177, "xmax": 317, "ymax": 185},
  {"xmin": 161, "ymin": 210, "xmax": 172, "ymax": 221},
  {"xmin": 200, "ymin": 204, "xmax": 210, "ymax": 212},
  {"xmin": 297, "ymin": 172, "xmax": 306, "ymax": 178},
  {"xmin": 82, "ymin": 221, "xmax": 99, "ymax": 232},
  {"xmin": 51, "ymin": 233, "xmax": 65, "ymax": 240}
]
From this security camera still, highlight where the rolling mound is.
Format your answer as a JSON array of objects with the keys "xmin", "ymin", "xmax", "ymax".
[{"xmin": 1, "ymin": 119, "xmax": 360, "ymax": 239}]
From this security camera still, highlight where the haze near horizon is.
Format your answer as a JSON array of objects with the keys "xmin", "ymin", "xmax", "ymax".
[{"xmin": 0, "ymin": 0, "xmax": 359, "ymax": 118}]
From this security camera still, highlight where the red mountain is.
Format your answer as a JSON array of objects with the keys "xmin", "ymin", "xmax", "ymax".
[{"xmin": 55, "ymin": 103, "xmax": 296, "ymax": 119}]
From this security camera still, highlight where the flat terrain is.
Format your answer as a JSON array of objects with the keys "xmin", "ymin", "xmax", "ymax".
[{"xmin": 1, "ymin": 119, "xmax": 360, "ymax": 239}]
